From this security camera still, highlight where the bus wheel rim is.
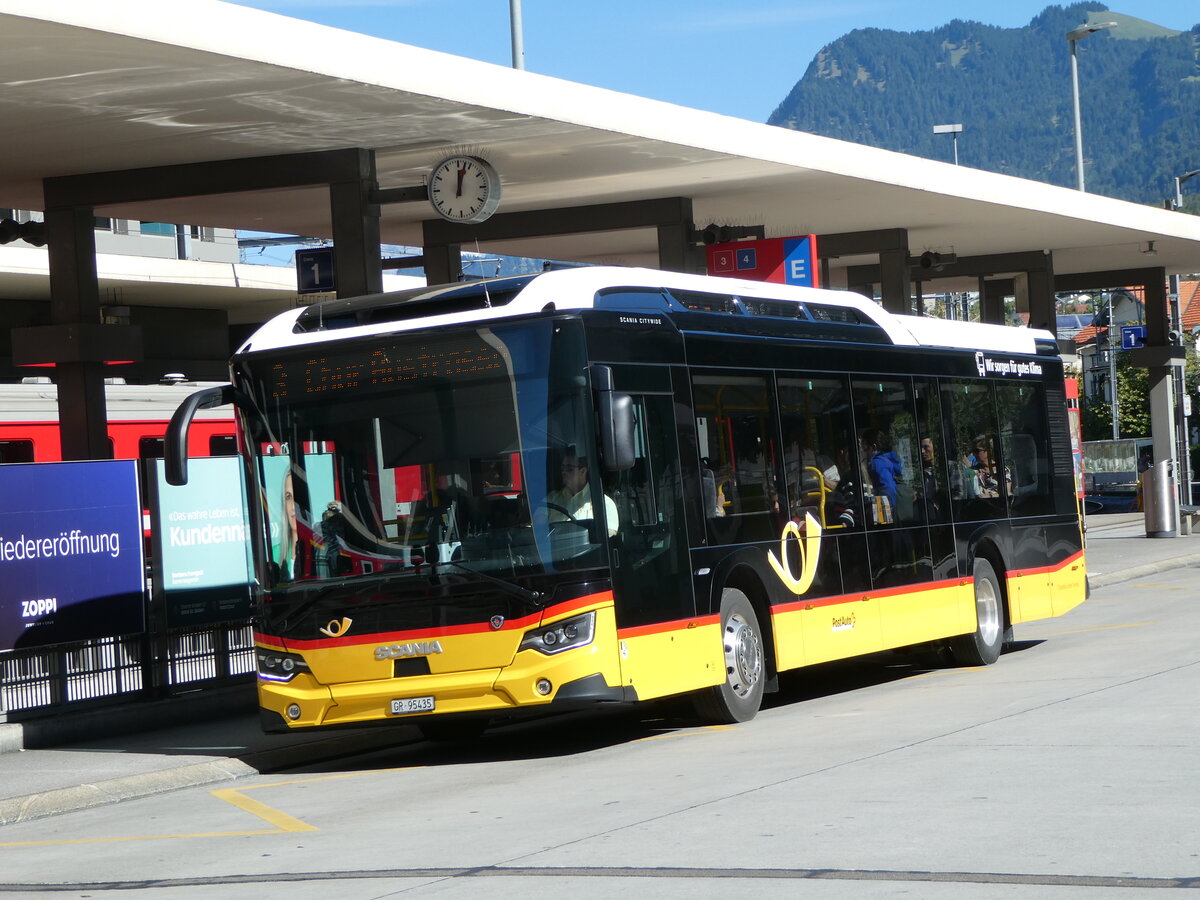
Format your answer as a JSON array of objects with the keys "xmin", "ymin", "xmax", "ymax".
[
  {"xmin": 724, "ymin": 612, "xmax": 762, "ymax": 698},
  {"xmin": 976, "ymin": 576, "xmax": 1001, "ymax": 646}
]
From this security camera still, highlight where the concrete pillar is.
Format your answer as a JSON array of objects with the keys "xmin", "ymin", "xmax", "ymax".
[
  {"xmin": 657, "ymin": 220, "xmax": 699, "ymax": 273},
  {"xmin": 979, "ymin": 278, "xmax": 1012, "ymax": 325},
  {"xmin": 422, "ymin": 242, "xmax": 463, "ymax": 285},
  {"xmin": 329, "ymin": 150, "xmax": 383, "ymax": 299},
  {"xmin": 879, "ymin": 249, "xmax": 910, "ymax": 314},
  {"xmin": 46, "ymin": 205, "xmax": 109, "ymax": 460}
]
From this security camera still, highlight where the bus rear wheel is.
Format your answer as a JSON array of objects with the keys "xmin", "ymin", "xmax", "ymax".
[
  {"xmin": 693, "ymin": 588, "xmax": 765, "ymax": 724},
  {"xmin": 950, "ymin": 557, "xmax": 1005, "ymax": 667}
]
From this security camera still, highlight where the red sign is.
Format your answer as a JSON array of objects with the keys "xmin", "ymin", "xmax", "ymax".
[{"xmin": 705, "ymin": 235, "xmax": 819, "ymax": 287}]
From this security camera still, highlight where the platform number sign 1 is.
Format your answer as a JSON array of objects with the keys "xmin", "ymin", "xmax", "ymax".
[{"xmin": 296, "ymin": 247, "xmax": 336, "ymax": 294}]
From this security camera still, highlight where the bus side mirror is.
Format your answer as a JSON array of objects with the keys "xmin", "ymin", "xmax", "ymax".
[
  {"xmin": 591, "ymin": 365, "xmax": 636, "ymax": 472},
  {"xmin": 165, "ymin": 384, "xmax": 238, "ymax": 485}
]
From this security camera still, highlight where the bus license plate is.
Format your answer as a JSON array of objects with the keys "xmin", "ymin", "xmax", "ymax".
[{"xmin": 390, "ymin": 696, "xmax": 435, "ymax": 715}]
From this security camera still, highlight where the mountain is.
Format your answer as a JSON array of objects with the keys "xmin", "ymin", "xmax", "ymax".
[{"xmin": 767, "ymin": 3, "xmax": 1200, "ymax": 208}]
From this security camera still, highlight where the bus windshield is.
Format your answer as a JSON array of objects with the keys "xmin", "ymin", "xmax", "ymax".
[{"xmin": 235, "ymin": 318, "xmax": 608, "ymax": 591}]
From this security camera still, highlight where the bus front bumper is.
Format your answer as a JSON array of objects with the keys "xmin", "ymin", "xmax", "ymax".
[{"xmin": 258, "ymin": 637, "xmax": 627, "ymax": 731}]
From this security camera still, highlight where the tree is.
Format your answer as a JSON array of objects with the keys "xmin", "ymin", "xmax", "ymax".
[{"xmin": 1081, "ymin": 344, "xmax": 1200, "ymax": 441}]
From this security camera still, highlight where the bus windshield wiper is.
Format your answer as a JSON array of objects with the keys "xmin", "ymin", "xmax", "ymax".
[{"xmin": 438, "ymin": 559, "xmax": 542, "ymax": 603}]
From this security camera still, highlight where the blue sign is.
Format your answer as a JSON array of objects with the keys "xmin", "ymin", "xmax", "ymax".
[
  {"xmin": 296, "ymin": 247, "xmax": 336, "ymax": 294},
  {"xmin": 152, "ymin": 458, "xmax": 254, "ymax": 628},
  {"xmin": 736, "ymin": 248, "xmax": 757, "ymax": 271},
  {"xmin": 1121, "ymin": 325, "xmax": 1147, "ymax": 349},
  {"xmin": 782, "ymin": 236, "xmax": 816, "ymax": 286},
  {"xmin": 0, "ymin": 461, "xmax": 144, "ymax": 651}
]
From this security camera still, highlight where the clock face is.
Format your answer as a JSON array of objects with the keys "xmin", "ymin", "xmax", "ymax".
[{"xmin": 428, "ymin": 155, "xmax": 501, "ymax": 224}]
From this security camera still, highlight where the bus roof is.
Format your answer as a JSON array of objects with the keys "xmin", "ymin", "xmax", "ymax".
[{"xmin": 239, "ymin": 266, "xmax": 1055, "ymax": 358}]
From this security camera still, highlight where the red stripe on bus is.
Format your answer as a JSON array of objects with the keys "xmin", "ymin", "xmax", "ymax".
[
  {"xmin": 261, "ymin": 589, "xmax": 615, "ymax": 650},
  {"xmin": 617, "ymin": 614, "xmax": 721, "ymax": 640},
  {"xmin": 1007, "ymin": 549, "xmax": 1084, "ymax": 579}
]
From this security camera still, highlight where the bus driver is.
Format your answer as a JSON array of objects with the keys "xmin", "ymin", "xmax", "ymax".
[{"xmin": 546, "ymin": 453, "xmax": 619, "ymax": 537}]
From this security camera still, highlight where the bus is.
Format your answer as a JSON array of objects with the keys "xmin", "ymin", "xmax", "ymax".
[
  {"xmin": 0, "ymin": 379, "xmax": 236, "ymax": 463},
  {"xmin": 167, "ymin": 266, "xmax": 1086, "ymax": 735},
  {"xmin": 1082, "ymin": 438, "xmax": 1154, "ymax": 512}
]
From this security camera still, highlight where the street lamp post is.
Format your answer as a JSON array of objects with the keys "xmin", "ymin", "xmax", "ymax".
[
  {"xmin": 1067, "ymin": 21, "xmax": 1117, "ymax": 192},
  {"xmin": 1173, "ymin": 168, "xmax": 1200, "ymax": 210},
  {"xmin": 1106, "ymin": 292, "xmax": 1119, "ymax": 440},
  {"xmin": 933, "ymin": 123, "xmax": 963, "ymax": 165},
  {"xmin": 509, "ymin": 0, "xmax": 525, "ymax": 70}
]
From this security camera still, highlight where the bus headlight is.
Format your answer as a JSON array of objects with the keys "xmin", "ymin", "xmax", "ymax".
[
  {"xmin": 257, "ymin": 650, "xmax": 310, "ymax": 682},
  {"xmin": 519, "ymin": 611, "xmax": 596, "ymax": 655}
]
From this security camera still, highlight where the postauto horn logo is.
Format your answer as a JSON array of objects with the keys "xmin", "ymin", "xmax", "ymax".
[{"xmin": 767, "ymin": 511, "xmax": 822, "ymax": 596}]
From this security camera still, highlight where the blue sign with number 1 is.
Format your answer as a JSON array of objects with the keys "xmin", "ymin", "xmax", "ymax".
[
  {"xmin": 296, "ymin": 247, "xmax": 337, "ymax": 294},
  {"xmin": 1121, "ymin": 325, "xmax": 1146, "ymax": 349}
]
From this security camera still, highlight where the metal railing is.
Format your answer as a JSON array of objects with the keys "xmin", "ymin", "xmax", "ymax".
[{"xmin": 1, "ymin": 621, "xmax": 254, "ymax": 718}]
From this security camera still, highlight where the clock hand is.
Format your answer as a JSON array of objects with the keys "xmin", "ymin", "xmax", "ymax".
[{"xmin": 455, "ymin": 165, "xmax": 467, "ymax": 197}]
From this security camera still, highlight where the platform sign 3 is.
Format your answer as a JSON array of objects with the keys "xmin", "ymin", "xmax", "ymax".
[{"xmin": 706, "ymin": 235, "xmax": 819, "ymax": 287}]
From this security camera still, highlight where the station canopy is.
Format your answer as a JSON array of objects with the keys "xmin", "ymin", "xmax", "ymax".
[{"xmin": 2, "ymin": 0, "xmax": 1200, "ymax": 295}]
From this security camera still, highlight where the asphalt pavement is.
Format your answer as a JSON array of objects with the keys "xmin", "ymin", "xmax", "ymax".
[{"xmin": 1, "ymin": 511, "xmax": 1196, "ymax": 828}]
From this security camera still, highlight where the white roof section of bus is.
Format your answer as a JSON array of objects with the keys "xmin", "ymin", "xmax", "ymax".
[
  {"xmin": 239, "ymin": 266, "xmax": 1044, "ymax": 357},
  {"xmin": 1, "ymin": 1, "xmax": 1199, "ymax": 289},
  {"xmin": 895, "ymin": 315, "xmax": 1048, "ymax": 355}
]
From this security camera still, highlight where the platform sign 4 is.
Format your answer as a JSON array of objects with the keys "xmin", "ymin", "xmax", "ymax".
[{"xmin": 706, "ymin": 235, "xmax": 819, "ymax": 287}]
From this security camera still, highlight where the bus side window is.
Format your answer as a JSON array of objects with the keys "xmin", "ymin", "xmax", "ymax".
[
  {"xmin": 692, "ymin": 372, "xmax": 779, "ymax": 544},
  {"xmin": 777, "ymin": 376, "xmax": 861, "ymax": 532},
  {"xmin": 997, "ymin": 383, "xmax": 1053, "ymax": 516},
  {"xmin": 850, "ymin": 378, "xmax": 923, "ymax": 528},
  {"xmin": 914, "ymin": 380, "xmax": 951, "ymax": 524},
  {"xmin": 941, "ymin": 380, "xmax": 1006, "ymax": 522},
  {"xmin": 209, "ymin": 434, "xmax": 238, "ymax": 456}
]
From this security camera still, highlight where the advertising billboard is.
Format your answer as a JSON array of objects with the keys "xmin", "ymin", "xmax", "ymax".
[
  {"xmin": 151, "ymin": 457, "xmax": 254, "ymax": 628},
  {"xmin": 0, "ymin": 461, "xmax": 144, "ymax": 652}
]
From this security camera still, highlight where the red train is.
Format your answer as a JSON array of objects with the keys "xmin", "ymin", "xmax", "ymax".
[{"xmin": 0, "ymin": 379, "xmax": 236, "ymax": 463}]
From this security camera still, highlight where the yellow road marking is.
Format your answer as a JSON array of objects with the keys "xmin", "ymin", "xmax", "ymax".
[
  {"xmin": 0, "ymin": 766, "xmax": 422, "ymax": 847},
  {"xmin": 209, "ymin": 788, "xmax": 317, "ymax": 833},
  {"xmin": 638, "ymin": 725, "xmax": 735, "ymax": 741}
]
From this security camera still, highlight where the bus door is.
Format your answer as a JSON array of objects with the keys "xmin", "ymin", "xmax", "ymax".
[{"xmin": 601, "ymin": 371, "xmax": 699, "ymax": 700}]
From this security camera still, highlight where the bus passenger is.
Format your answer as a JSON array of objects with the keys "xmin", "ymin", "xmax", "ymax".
[
  {"xmin": 862, "ymin": 428, "xmax": 901, "ymax": 524},
  {"xmin": 917, "ymin": 433, "xmax": 946, "ymax": 521},
  {"xmin": 968, "ymin": 436, "xmax": 1007, "ymax": 499}
]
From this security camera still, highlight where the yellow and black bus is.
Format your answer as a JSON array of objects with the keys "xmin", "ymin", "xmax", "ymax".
[{"xmin": 167, "ymin": 266, "xmax": 1085, "ymax": 736}]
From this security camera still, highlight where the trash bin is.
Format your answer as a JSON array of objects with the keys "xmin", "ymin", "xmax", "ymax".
[{"xmin": 1143, "ymin": 461, "xmax": 1178, "ymax": 538}]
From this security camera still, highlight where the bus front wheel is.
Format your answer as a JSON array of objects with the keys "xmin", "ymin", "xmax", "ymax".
[
  {"xmin": 950, "ymin": 558, "xmax": 1005, "ymax": 667},
  {"xmin": 693, "ymin": 588, "xmax": 765, "ymax": 724}
]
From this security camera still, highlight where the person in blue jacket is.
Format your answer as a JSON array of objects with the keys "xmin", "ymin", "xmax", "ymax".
[{"xmin": 862, "ymin": 428, "xmax": 901, "ymax": 524}]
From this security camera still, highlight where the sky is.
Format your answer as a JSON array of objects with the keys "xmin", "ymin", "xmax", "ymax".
[{"xmin": 228, "ymin": 0, "xmax": 1199, "ymax": 121}]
